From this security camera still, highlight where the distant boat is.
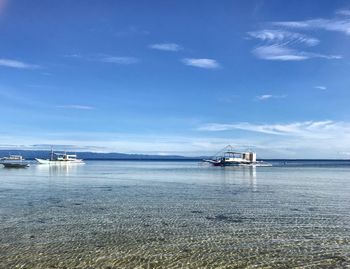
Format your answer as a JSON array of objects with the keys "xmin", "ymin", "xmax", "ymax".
[
  {"xmin": 36, "ymin": 149, "xmax": 84, "ymax": 164},
  {"xmin": 2, "ymin": 162, "xmax": 30, "ymax": 168},
  {"xmin": 0, "ymin": 154, "xmax": 30, "ymax": 168},
  {"xmin": 0, "ymin": 155, "xmax": 24, "ymax": 161},
  {"xmin": 204, "ymin": 145, "xmax": 271, "ymax": 167}
]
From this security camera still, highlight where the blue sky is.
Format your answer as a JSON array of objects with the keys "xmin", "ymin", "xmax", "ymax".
[{"xmin": 1, "ymin": 0, "xmax": 350, "ymax": 157}]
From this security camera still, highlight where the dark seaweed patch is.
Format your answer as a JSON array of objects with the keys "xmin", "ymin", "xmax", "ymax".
[
  {"xmin": 308, "ymin": 207, "xmax": 317, "ymax": 211},
  {"xmin": 95, "ymin": 186, "xmax": 112, "ymax": 191},
  {"xmin": 45, "ymin": 197, "xmax": 62, "ymax": 204},
  {"xmin": 35, "ymin": 218, "xmax": 51, "ymax": 224},
  {"xmin": 190, "ymin": 210, "xmax": 203, "ymax": 214},
  {"xmin": 206, "ymin": 214, "xmax": 245, "ymax": 223}
]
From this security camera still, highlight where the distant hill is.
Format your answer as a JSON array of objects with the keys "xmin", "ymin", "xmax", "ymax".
[{"xmin": 0, "ymin": 150, "xmax": 204, "ymax": 160}]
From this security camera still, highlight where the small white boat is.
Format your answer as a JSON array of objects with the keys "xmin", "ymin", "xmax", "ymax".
[{"xmin": 36, "ymin": 149, "xmax": 84, "ymax": 165}]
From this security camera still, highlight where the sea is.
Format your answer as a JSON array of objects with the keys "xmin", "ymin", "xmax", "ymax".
[{"xmin": 0, "ymin": 160, "xmax": 349, "ymax": 268}]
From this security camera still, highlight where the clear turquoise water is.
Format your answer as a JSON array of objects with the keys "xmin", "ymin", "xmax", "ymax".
[{"xmin": 0, "ymin": 161, "xmax": 349, "ymax": 268}]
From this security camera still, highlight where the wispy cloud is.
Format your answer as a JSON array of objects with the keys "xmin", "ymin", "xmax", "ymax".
[
  {"xmin": 251, "ymin": 42, "xmax": 340, "ymax": 61},
  {"xmin": 99, "ymin": 56, "xmax": 139, "ymax": 64},
  {"xmin": 181, "ymin": 58, "xmax": 221, "ymax": 69},
  {"xmin": 248, "ymin": 12, "xmax": 345, "ymax": 61},
  {"xmin": 336, "ymin": 9, "xmax": 350, "ymax": 16},
  {"xmin": 149, "ymin": 43, "xmax": 182, "ymax": 51},
  {"xmin": 271, "ymin": 10, "xmax": 350, "ymax": 35},
  {"xmin": 56, "ymin": 105, "xmax": 94, "ymax": 110},
  {"xmin": 256, "ymin": 94, "xmax": 286, "ymax": 100},
  {"xmin": 272, "ymin": 17, "xmax": 350, "ymax": 35},
  {"xmin": 196, "ymin": 120, "xmax": 350, "ymax": 158},
  {"xmin": 314, "ymin": 86, "xmax": 327, "ymax": 90},
  {"xmin": 64, "ymin": 54, "xmax": 82, "ymax": 58},
  {"xmin": 198, "ymin": 120, "xmax": 345, "ymax": 137},
  {"xmin": 253, "ymin": 45, "xmax": 306, "ymax": 61},
  {"xmin": 65, "ymin": 54, "xmax": 139, "ymax": 64},
  {"xmin": 248, "ymin": 29, "xmax": 319, "ymax": 46},
  {"xmin": 0, "ymin": 58, "xmax": 40, "ymax": 69}
]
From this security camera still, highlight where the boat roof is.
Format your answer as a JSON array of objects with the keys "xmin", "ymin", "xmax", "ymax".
[
  {"xmin": 210, "ymin": 145, "xmax": 256, "ymax": 159},
  {"xmin": 224, "ymin": 151, "xmax": 255, "ymax": 154},
  {"xmin": 54, "ymin": 152, "xmax": 77, "ymax": 156}
]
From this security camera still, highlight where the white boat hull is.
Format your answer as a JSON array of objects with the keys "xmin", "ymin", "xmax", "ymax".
[
  {"xmin": 35, "ymin": 158, "xmax": 85, "ymax": 165},
  {"xmin": 1, "ymin": 162, "xmax": 30, "ymax": 168}
]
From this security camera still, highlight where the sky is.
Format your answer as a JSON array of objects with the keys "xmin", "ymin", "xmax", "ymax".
[{"xmin": 0, "ymin": 0, "xmax": 350, "ymax": 158}]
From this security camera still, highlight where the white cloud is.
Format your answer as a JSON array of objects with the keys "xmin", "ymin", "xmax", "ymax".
[
  {"xmin": 253, "ymin": 45, "xmax": 307, "ymax": 61},
  {"xmin": 65, "ymin": 54, "xmax": 139, "ymax": 64},
  {"xmin": 56, "ymin": 105, "xmax": 94, "ymax": 110},
  {"xmin": 0, "ymin": 58, "xmax": 40, "ymax": 69},
  {"xmin": 314, "ymin": 86, "xmax": 327, "ymax": 90},
  {"xmin": 198, "ymin": 120, "xmax": 345, "ymax": 138},
  {"xmin": 272, "ymin": 17, "xmax": 350, "ymax": 35},
  {"xmin": 252, "ymin": 45, "xmax": 341, "ymax": 61},
  {"xmin": 182, "ymin": 58, "xmax": 221, "ymax": 69},
  {"xmin": 64, "ymin": 54, "xmax": 82, "ymax": 58},
  {"xmin": 257, "ymin": 94, "xmax": 273, "ymax": 100},
  {"xmin": 149, "ymin": 43, "xmax": 182, "ymax": 51},
  {"xmin": 248, "ymin": 29, "xmax": 319, "ymax": 46},
  {"xmin": 336, "ymin": 9, "xmax": 350, "ymax": 16},
  {"xmin": 100, "ymin": 56, "xmax": 139, "ymax": 64},
  {"xmin": 249, "ymin": 14, "xmax": 345, "ymax": 61},
  {"xmin": 256, "ymin": 94, "xmax": 286, "ymax": 100}
]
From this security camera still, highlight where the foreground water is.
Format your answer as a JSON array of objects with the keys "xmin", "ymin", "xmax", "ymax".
[{"xmin": 0, "ymin": 161, "xmax": 349, "ymax": 268}]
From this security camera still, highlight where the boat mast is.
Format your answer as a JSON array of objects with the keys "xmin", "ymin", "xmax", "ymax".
[{"xmin": 50, "ymin": 146, "xmax": 54, "ymax": 161}]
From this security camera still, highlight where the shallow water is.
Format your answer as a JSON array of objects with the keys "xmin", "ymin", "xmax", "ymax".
[{"xmin": 0, "ymin": 161, "xmax": 349, "ymax": 268}]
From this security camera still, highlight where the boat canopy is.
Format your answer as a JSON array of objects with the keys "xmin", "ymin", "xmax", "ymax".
[
  {"xmin": 51, "ymin": 152, "xmax": 78, "ymax": 161},
  {"xmin": 224, "ymin": 151, "xmax": 243, "ymax": 154}
]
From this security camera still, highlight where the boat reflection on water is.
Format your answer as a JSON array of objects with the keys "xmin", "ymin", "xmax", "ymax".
[
  {"xmin": 35, "ymin": 162, "xmax": 84, "ymax": 176},
  {"xmin": 217, "ymin": 165, "xmax": 257, "ymax": 192}
]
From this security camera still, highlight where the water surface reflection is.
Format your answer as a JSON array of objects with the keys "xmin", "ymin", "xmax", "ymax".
[
  {"xmin": 35, "ymin": 163, "xmax": 84, "ymax": 176},
  {"xmin": 0, "ymin": 161, "xmax": 349, "ymax": 268},
  {"xmin": 216, "ymin": 166, "xmax": 257, "ymax": 191}
]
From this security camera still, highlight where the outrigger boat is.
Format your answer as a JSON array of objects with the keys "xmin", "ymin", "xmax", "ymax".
[
  {"xmin": 36, "ymin": 148, "xmax": 84, "ymax": 165},
  {"xmin": 0, "ymin": 155, "xmax": 24, "ymax": 161},
  {"xmin": 1, "ymin": 162, "xmax": 30, "ymax": 168},
  {"xmin": 204, "ymin": 145, "xmax": 271, "ymax": 167},
  {"xmin": 0, "ymin": 154, "xmax": 30, "ymax": 168}
]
